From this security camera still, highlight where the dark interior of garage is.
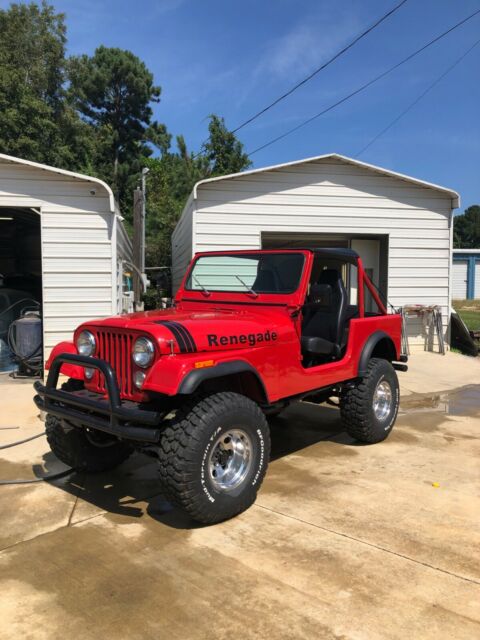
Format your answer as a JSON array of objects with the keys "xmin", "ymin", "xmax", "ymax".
[{"xmin": 0, "ymin": 208, "xmax": 42, "ymax": 375}]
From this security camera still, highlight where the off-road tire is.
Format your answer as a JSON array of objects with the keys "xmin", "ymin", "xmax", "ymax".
[
  {"xmin": 340, "ymin": 358, "xmax": 399, "ymax": 444},
  {"xmin": 45, "ymin": 414, "xmax": 133, "ymax": 472},
  {"xmin": 158, "ymin": 392, "xmax": 270, "ymax": 524}
]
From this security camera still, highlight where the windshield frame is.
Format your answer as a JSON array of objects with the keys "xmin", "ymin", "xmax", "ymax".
[{"xmin": 183, "ymin": 251, "xmax": 307, "ymax": 296}]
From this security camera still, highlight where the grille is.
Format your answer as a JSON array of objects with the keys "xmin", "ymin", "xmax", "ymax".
[{"xmin": 95, "ymin": 330, "xmax": 135, "ymax": 399}]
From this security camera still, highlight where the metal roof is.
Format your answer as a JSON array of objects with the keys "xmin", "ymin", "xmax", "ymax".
[
  {"xmin": 0, "ymin": 153, "xmax": 115, "ymax": 212},
  {"xmin": 193, "ymin": 153, "xmax": 459, "ymax": 208}
]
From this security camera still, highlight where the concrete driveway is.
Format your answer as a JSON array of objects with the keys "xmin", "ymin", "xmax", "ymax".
[{"xmin": 0, "ymin": 352, "xmax": 479, "ymax": 639}]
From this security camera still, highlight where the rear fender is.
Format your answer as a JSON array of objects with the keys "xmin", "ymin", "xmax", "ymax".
[{"xmin": 357, "ymin": 331, "xmax": 398, "ymax": 377}]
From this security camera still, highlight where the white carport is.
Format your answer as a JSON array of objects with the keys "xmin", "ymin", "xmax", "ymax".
[
  {"xmin": 172, "ymin": 153, "xmax": 459, "ymax": 349},
  {"xmin": 0, "ymin": 154, "xmax": 133, "ymax": 363}
]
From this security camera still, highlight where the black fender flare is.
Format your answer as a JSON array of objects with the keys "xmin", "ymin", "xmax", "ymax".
[
  {"xmin": 177, "ymin": 360, "xmax": 269, "ymax": 402},
  {"xmin": 357, "ymin": 331, "xmax": 398, "ymax": 377}
]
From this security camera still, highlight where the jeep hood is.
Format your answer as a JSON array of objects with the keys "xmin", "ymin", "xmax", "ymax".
[{"xmin": 82, "ymin": 304, "xmax": 293, "ymax": 355}]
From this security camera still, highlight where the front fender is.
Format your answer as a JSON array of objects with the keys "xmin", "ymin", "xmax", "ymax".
[
  {"xmin": 143, "ymin": 355, "xmax": 269, "ymax": 402},
  {"xmin": 45, "ymin": 342, "xmax": 84, "ymax": 379}
]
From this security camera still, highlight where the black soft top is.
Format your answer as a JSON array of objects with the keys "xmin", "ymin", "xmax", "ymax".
[{"xmin": 307, "ymin": 248, "xmax": 359, "ymax": 264}]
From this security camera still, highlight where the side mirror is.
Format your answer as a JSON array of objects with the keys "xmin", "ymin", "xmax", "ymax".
[{"xmin": 309, "ymin": 283, "xmax": 332, "ymax": 306}]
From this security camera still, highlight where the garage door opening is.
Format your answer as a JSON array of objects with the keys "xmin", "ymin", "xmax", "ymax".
[
  {"xmin": 0, "ymin": 208, "xmax": 42, "ymax": 375},
  {"xmin": 261, "ymin": 232, "xmax": 389, "ymax": 313}
]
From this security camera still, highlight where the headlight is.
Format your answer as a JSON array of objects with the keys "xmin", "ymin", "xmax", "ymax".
[
  {"xmin": 133, "ymin": 337, "xmax": 155, "ymax": 368},
  {"xmin": 77, "ymin": 331, "xmax": 96, "ymax": 356}
]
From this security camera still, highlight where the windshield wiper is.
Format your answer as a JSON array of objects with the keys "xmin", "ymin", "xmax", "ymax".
[
  {"xmin": 193, "ymin": 276, "xmax": 210, "ymax": 296},
  {"xmin": 235, "ymin": 275, "xmax": 258, "ymax": 298}
]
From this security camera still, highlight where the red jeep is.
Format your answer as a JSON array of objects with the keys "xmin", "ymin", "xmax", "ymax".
[{"xmin": 35, "ymin": 249, "xmax": 407, "ymax": 524}]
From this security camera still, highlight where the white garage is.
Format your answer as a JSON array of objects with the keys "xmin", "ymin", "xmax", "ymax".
[
  {"xmin": 0, "ymin": 153, "xmax": 133, "ymax": 371},
  {"xmin": 172, "ymin": 154, "xmax": 459, "ymax": 348}
]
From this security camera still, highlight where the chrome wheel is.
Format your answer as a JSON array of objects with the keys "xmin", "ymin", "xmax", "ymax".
[
  {"xmin": 208, "ymin": 429, "xmax": 252, "ymax": 492},
  {"xmin": 373, "ymin": 380, "xmax": 392, "ymax": 421}
]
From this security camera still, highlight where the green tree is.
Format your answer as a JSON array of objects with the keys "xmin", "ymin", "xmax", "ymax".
[
  {"xmin": 68, "ymin": 46, "xmax": 164, "ymax": 209},
  {"xmin": 453, "ymin": 205, "xmax": 480, "ymax": 248},
  {"xmin": 0, "ymin": 1, "xmax": 92, "ymax": 169},
  {"xmin": 203, "ymin": 115, "xmax": 251, "ymax": 176},
  {"xmin": 144, "ymin": 116, "xmax": 250, "ymax": 272}
]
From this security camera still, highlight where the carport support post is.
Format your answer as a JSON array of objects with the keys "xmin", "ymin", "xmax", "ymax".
[{"xmin": 133, "ymin": 188, "xmax": 143, "ymax": 308}]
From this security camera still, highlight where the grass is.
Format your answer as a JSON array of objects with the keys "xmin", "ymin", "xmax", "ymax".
[
  {"xmin": 453, "ymin": 299, "xmax": 480, "ymax": 331},
  {"xmin": 457, "ymin": 310, "xmax": 480, "ymax": 331}
]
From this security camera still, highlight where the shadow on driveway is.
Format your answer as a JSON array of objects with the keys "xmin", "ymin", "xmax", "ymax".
[{"xmin": 42, "ymin": 401, "xmax": 357, "ymax": 530}]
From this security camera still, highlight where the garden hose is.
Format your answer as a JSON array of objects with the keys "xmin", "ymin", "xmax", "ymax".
[
  {"xmin": 0, "ymin": 429, "xmax": 74, "ymax": 485},
  {"xmin": 0, "ymin": 469, "xmax": 73, "ymax": 485},
  {"xmin": 0, "ymin": 431, "xmax": 46, "ymax": 449}
]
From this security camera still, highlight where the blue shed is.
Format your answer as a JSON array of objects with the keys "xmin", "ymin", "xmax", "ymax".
[{"xmin": 452, "ymin": 249, "xmax": 480, "ymax": 300}]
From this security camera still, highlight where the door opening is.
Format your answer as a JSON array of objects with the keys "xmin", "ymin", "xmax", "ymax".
[{"xmin": 0, "ymin": 208, "xmax": 42, "ymax": 376}]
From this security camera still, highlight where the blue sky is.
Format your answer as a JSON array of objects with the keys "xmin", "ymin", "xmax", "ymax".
[{"xmin": 3, "ymin": 0, "xmax": 480, "ymax": 210}]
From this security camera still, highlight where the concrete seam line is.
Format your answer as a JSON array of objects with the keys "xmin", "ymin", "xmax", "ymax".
[
  {"xmin": 255, "ymin": 504, "xmax": 480, "ymax": 586},
  {"xmin": 67, "ymin": 490, "xmax": 81, "ymax": 528},
  {"xmin": 0, "ymin": 506, "xmax": 109, "ymax": 555},
  {"xmin": 0, "ymin": 487, "xmax": 167, "ymax": 554}
]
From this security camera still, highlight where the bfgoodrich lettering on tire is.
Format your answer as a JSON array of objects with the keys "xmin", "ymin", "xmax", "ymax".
[
  {"xmin": 158, "ymin": 392, "xmax": 270, "ymax": 524},
  {"xmin": 340, "ymin": 358, "xmax": 399, "ymax": 444}
]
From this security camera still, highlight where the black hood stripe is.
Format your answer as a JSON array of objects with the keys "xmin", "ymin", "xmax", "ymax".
[
  {"xmin": 154, "ymin": 320, "xmax": 188, "ymax": 353},
  {"xmin": 168, "ymin": 320, "xmax": 197, "ymax": 352},
  {"xmin": 154, "ymin": 320, "xmax": 196, "ymax": 353}
]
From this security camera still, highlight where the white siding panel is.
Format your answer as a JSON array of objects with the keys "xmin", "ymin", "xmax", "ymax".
[
  {"xmin": 203, "ymin": 178, "xmax": 448, "ymax": 199},
  {"xmin": 196, "ymin": 214, "xmax": 448, "ymax": 227},
  {"xmin": 45, "ymin": 228, "xmax": 110, "ymax": 243},
  {"xmin": 43, "ymin": 257, "xmax": 111, "ymax": 273},
  {"xmin": 0, "ymin": 195, "xmax": 111, "ymax": 213},
  {"xmin": 42, "ymin": 212, "xmax": 110, "ymax": 228},
  {"xmin": 389, "ymin": 248, "xmax": 450, "ymax": 259},
  {"xmin": 196, "ymin": 201, "xmax": 449, "ymax": 216},
  {"xmin": 45, "ymin": 317, "xmax": 105, "ymax": 331},
  {"xmin": 44, "ymin": 288, "xmax": 112, "ymax": 302},
  {"xmin": 44, "ymin": 332, "xmax": 75, "ymax": 352},
  {"xmin": 43, "ymin": 273, "xmax": 112, "ymax": 288},
  {"xmin": 196, "ymin": 222, "xmax": 449, "ymax": 238},
  {"xmin": 43, "ymin": 243, "xmax": 111, "ymax": 258},
  {"xmin": 43, "ymin": 301, "xmax": 112, "ymax": 317},
  {"xmin": 186, "ymin": 158, "xmax": 454, "ymax": 347},
  {"xmin": 117, "ymin": 220, "xmax": 133, "ymax": 263},
  {"xmin": 171, "ymin": 193, "xmax": 194, "ymax": 293},
  {"xmin": 0, "ymin": 178, "xmax": 106, "ymax": 198},
  {"xmin": 475, "ymin": 262, "xmax": 480, "ymax": 300}
]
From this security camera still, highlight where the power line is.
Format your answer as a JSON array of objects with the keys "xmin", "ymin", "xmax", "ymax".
[
  {"xmin": 231, "ymin": 0, "xmax": 409, "ymax": 134},
  {"xmin": 356, "ymin": 36, "xmax": 480, "ymax": 157},
  {"xmin": 248, "ymin": 7, "xmax": 480, "ymax": 156},
  {"xmin": 190, "ymin": 0, "xmax": 409, "ymax": 160}
]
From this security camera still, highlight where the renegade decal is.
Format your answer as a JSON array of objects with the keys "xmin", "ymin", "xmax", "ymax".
[
  {"xmin": 207, "ymin": 330, "xmax": 277, "ymax": 348},
  {"xmin": 155, "ymin": 320, "xmax": 197, "ymax": 353}
]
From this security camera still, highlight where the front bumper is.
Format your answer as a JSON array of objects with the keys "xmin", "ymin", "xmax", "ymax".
[{"xmin": 34, "ymin": 353, "xmax": 162, "ymax": 443}]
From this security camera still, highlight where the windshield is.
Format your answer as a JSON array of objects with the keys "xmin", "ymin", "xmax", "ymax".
[{"xmin": 186, "ymin": 253, "xmax": 305, "ymax": 294}]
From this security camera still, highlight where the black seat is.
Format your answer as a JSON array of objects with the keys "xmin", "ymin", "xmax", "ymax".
[{"xmin": 301, "ymin": 269, "xmax": 348, "ymax": 358}]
